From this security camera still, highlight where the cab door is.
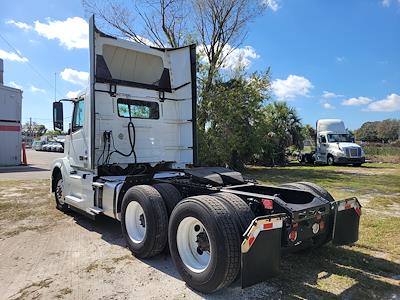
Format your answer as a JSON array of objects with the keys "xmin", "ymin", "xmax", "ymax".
[
  {"xmin": 317, "ymin": 135, "xmax": 328, "ymax": 163},
  {"xmin": 69, "ymin": 99, "xmax": 88, "ymax": 169}
]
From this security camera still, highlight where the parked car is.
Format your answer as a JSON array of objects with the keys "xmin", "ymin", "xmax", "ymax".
[
  {"xmin": 32, "ymin": 140, "xmax": 46, "ymax": 151},
  {"xmin": 43, "ymin": 142, "xmax": 56, "ymax": 151},
  {"xmin": 52, "ymin": 142, "xmax": 64, "ymax": 152}
]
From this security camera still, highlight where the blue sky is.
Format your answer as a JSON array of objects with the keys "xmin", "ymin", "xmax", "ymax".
[{"xmin": 0, "ymin": 0, "xmax": 399, "ymax": 130}]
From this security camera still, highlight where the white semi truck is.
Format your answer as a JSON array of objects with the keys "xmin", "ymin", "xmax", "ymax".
[
  {"xmin": 51, "ymin": 17, "xmax": 362, "ymax": 293},
  {"xmin": 299, "ymin": 119, "xmax": 365, "ymax": 166}
]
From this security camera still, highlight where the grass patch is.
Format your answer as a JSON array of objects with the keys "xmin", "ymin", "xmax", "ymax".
[
  {"xmin": 357, "ymin": 216, "xmax": 400, "ymax": 258},
  {"xmin": 246, "ymin": 162, "xmax": 400, "ymax": 196}
]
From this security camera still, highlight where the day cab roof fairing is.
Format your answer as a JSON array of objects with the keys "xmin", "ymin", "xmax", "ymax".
[{"xmin": 88, "ymin": 16, "xmax": 197, "ymax": 171}]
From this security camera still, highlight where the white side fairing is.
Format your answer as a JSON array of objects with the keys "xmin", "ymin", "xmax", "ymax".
[{"xmin": 89, "ymin": 17, "xmax": 196, "ymax": 170}]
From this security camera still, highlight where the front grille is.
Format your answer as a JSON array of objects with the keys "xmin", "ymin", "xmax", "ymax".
[{"xmin": 345, "ymin": 147, "xmax": 361, "ymax": 157}]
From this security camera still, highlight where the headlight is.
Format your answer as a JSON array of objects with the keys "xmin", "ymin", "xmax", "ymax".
[{"xmin": 333, "ymin": 150, "xmax": 345, "ymax": 157}]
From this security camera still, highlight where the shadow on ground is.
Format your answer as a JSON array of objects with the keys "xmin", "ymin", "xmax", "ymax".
[{"xmin": 0, "ymin": 166, "xmax": 48, "ymax": 173}]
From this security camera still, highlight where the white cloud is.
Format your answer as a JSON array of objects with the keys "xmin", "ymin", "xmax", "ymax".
[
  {"xmin": 34, "ymin": 17, "xmax": 88, "ymax": 49},
  {"xmin": 198, "ymin": 44, "xmax": 259, "ymax": 71},
  {"xmin": 60, "ymin": 68, "xmax": 89, "ymax": 86},
  {"xmin": 271, "ymin": 75, "xmax": 313, "ymax": 100},
  {"xmin": 366, "ymin": 93, "xmax": 400, "ymax": 112},
  {"xmin": 322, "ymin": 91, "xmax": 343, "ymax": 98},
  {"xmin": 30, "ymin": 85, "xmax": 46, "ymax": 93},
  {"xmin": 8, "ymin": 81, "xmax": 23, "ymax": 89},
  {"xmin": 6, "ymin": 20, "xmax": 32, "ymax": 30},
  {"xmin": 264, "ymin": 0, "xmax": 280, "ymax": 11},
  {"xmin": 221, "ymin": 45, "xmax": 259, "ymax": 71},
  {"xmin": 0, "ymin": 49, "xmax": 28, "ymax": 63},
  {"xmin": 322, "ymin": 102, "xmax": 335, "ymax": 109},
  {"xmin": 336, "ymin": 56, "xmax": 345, "ymax": 63},
  {"xmin": 342, "ymin": 96, "xmax": 372, "ymax": 106},
  {"xmin": 381, "ymin": 0, "xmax": 400, "ymax": 7},
  {"xmin": 66, "ymin": 90, "xmax": 82, "ymax": 98}
]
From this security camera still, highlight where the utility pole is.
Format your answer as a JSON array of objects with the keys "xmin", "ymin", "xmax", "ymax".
[
  {"xmin": 54, "ymin": 72, "xmax": 57, "ymax": 101},
  {"xmin": 29, "ymin": 117, "xmax": 33, "ymax": 140}
]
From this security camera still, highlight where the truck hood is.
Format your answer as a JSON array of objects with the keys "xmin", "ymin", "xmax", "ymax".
[{"xmin": 337, "ymin": 142, "xmax": 361, "ymax": 149}]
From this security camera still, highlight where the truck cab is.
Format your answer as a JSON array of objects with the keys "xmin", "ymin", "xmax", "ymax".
[{"xmin": 314, "ymin": 119, "xmax": 365, "ymax": 166}]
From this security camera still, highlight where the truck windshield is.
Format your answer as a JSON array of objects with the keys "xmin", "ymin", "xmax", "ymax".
[{"xmin": 327, "ymin": 134, "xmax": 353, "ymax": 143}]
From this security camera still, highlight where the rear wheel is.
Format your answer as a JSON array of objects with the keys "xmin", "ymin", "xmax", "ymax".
[
  {"xmin": 212, "ymin": 192, "xmax": 255, "ymax": 235},
  {"xmin": 169, "ymin": 195, "xmax": 241, "ymax": 293},
  {"xmin": 153, "ymin": 183, "xmax": 182, "ymax": 216},
  {"xmin": 121, "ymin": 185, "xmax": 168, "ymax": 258}
]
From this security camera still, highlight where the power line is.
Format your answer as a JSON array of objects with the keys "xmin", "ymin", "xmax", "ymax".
[{"xmin": 0, "ymin": 32, "xmax": 63, "ymax": 98}]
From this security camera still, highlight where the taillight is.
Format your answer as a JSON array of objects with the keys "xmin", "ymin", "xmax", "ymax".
[
  {"xmin": 262, "ymin": 199, "xmax": 273, "ymax": 210},
  {"xmin": 289, "ymin": 230, "xmax": 297, "ymax": 242},
  {"xmin": 319, "ymin": 220, "xmax": 325, "ymax": 231}
]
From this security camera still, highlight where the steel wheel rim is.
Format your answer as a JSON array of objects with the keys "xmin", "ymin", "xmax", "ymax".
[
  {"xmin": 328, "ymin": 157, "xmax": 334, "ymax": 165},
  {"xmin": 56, "ymin": 178, "xmax": 64, "ymax": 204},
  {"xmin": 125, "ymin": 201, "xmax": 146, "ymax": 244},
  {"xmin": 176, "ymin": 217, "xmax": 211, "ymax": 273}
]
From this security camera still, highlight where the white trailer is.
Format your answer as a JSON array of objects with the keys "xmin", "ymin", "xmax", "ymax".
[
  {"xmin": 0, "ymin": 59, "xmax": 23, "ymax": 166},
  {"xmin": 51, "ymin": 17, "xmax": 362, "ymax": 293}
]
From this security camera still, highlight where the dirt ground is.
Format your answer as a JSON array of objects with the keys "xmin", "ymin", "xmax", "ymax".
[
  {"xmin": 0, "ymin": 164, "xmax": 399, "ymax": 299},
  {"xmin": 0, "ymin": 181, "xmax": 277, "ymax": 300}
]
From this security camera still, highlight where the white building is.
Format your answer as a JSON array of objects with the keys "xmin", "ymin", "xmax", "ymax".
[{"xmin": 0, "ymin": 58, "xmax": 23, "ymax": 166}]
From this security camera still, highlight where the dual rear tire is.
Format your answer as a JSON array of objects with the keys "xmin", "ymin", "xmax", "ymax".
[{"xmin": 120, "ymin": 185, "xmax": 254, "ymax": 293}]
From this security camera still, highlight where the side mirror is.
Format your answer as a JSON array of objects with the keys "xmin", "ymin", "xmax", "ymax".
[{"xmin": 53, "ymin": 102, "xmax": 64, "ymax": 131}]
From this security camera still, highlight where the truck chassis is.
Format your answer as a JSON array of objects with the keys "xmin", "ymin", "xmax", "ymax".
[{"xmin": 52, "ymin": 164, "xmax": 361, "ymax": 293}]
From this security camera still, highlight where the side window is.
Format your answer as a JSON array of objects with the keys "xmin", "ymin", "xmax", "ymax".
[
  {"xmin": 320, "ymin": 135, "xmax": 327, "ymax": 144},
  {"xmin": 117, "ymin": 98, "xmax": 159, "ymax": 119},
  {"xmin": 72, "ymin": 100, "xmax": 84, "ymax": 132}
]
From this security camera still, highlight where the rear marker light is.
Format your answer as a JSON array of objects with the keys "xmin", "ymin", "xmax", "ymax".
[
  {"xmin": 355, "ymin": 207, "xmax": 362, "ymax": 216},
  {"xmin": 262, "ymin": 199, "xmax": 273, "ymax": 210},
  {"xmin": 289, "ymin": 230, "xmax": 297, "ymax": 242},
  {"xmin": 263, "ymin": 223, "xmax": 273, "ymax": 230},
  {"xmin": 248, "ymin": 236, "xmax": 255, "ymax": 247},
  {"xmin": 319, "ymin": 220, "xmax": 325, "ymax": 231}
]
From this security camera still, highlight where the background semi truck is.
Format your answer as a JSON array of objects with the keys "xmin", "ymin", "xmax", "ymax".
[
  {"xmin": 298, "ymin": 119, "xmax": 365, "ymax": 166},
  {"xmin": 50, "ymin": 17, "xmax": 362, "ymax": 293}
]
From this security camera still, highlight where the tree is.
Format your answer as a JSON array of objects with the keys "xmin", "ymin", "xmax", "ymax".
[
  {"xmin": 377, "ymin": 119, "xmax": 400, "ymax": 142},
  {"xmin": 198, "ymin": 70, "xmax": 271, "ymax": 169},
  {"xmin": 355, "ymin": 121, "xmax": 379, "ymax": 142},
  {"xmin": 256, "ymin": 102, "xmax": 304, "ymax": 165},
  {"xmin": 22, "ymin": 121, "xmax": 47, "ymax": 137},
  {"xmin": 355, "ymin": 119, "xmax": 400, "ymax": 143}
]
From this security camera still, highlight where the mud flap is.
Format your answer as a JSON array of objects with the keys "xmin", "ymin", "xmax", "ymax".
[
  {"xmin": 241, "ymin": 214, "xmax": 285, "ymax": 288},
  {"xmin": 332, "ymin": 197, "xmax": 361, "ymax": 245}
]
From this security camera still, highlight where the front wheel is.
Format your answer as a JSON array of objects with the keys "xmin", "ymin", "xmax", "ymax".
[
  {"xmin": 54, "ymin": 173, "xmax": 68, "ymax": 212},
  {"xmin": 168, "ymin": 195, "xmax": 241, "ymax": 293},
  {"xmin": 327, "ymin": 155, "xmax": 335, "ymax": 166}
]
